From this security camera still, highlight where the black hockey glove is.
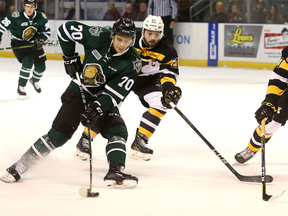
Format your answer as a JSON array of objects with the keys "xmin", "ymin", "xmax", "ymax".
[
  {"xmin": 34, "ymin": 38, "xmax": 45, "ymax": 50},
  {"xmin": 161, "ymin": 82, "xmax": 182, "ymax": 109},
  {"xmin": 81, "ymin": 101, "xmax": 104, "ymax": 127},
  {"xmin": 255, "ymin": 99, "xmax": 278, "ymax": 125},
  {"xmin": 63, "ymin": 53, "xmax": 83, "ymax": 79}
]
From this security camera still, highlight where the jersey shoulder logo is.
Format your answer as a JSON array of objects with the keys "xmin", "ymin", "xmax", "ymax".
[
  {"xmin": 171, "ymin": 57, "xmax": 178, "ymax": 69},
  {"xmin": 133, "ymin": 58, "xmax": 142, "ymax": 73},
  {"xmin": 12, "ymin": 11, "xmax": 20, "ymax": 18},
  {"xmin": 89, "ymin": 26, "xmax": 103, "ymax": 37},
  {"xmin": 41, "ymin": 12, "xmax": 47, "ymax": 19},
  {"xmin": 83, "ymin": 63, "xmax": 106, "ymax": 86}
]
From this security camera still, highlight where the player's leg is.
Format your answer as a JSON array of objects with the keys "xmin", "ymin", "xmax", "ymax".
[
  {"xmin": 129, "ymin": 75, "xmax": 167, "ymax": 161},
  {"xmin": 235, "ymin": 91, "xmax": 288, "ymax": 164},
  {"xmin": 92, "ymin": 107, "xmax": 138, "ymax": 187},
  {"xmin": 30, "ymin": 47, "xmax": 47, "ymax": 93},
  {"xmin": 0, "ymin": 88, "xmax": 83, "ymax": 182}
]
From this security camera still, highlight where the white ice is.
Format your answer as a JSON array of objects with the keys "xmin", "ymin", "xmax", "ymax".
[{"xmin": 0, "ymin": 57, "xmax": 288, "ymax": 216}]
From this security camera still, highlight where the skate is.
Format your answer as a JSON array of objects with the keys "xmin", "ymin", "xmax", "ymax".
[
  {"xmin": 75, "ymin": 133, "xmax": 90, "ymax": 161},
  {"xmin": 104, "ymin": 164, "xmax": 138, "ymax": 188},
  {"xmin": 17, "ymin": 85, "xmax": 26, "ymax": 100},
  {"xmin": 0, "ymin": 164, "xmax": 21, "ymax": 183},
  {"xmin": 129, "ymin": 133, "xmax": 153, "ymax": 161},
  {"xmin": 29, "ymin": 78, "xmax": 41, "ymax": 93},
  {"xmin": 234, "ymin": 147, "xmax": 257, "ymax": 164}
]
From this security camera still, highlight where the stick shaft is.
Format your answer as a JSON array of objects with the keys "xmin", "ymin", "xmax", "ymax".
[
  {"xmin": 76, "ymin": 72, "xmax": 93, "ymax": 191},
  {"xmin": 169, "ymin": 102, "xmax": 272, "ymax": 183}
]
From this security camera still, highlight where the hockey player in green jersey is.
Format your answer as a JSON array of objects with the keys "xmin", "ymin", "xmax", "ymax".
[
  {"xmin": 0, "ymin": 18, "xmax": 141, "ymax": 188},
  {"xmin": 0, "ymin": 0, "xmax": 51, "ymax": 99},
  {"xmin": 75, "ymin": 15, "xmax": 182, "ymax": 161}
]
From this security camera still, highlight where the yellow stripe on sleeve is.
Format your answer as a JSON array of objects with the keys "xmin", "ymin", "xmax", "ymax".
[
  {"xmin": 266, "ymin": 85, "xmax": 285, "ymax": 96},
  {"xmin": 160, "ymin": 77, "xmax": 176, "ymax": 86}
]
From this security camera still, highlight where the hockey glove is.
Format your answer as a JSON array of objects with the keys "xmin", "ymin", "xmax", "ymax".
[
  {"xmin": 34, "ymin": 38, "xmax": 45, "ymax": 50},
  {"xmin": 255, "ymin": 99, "xmax": 278, "ymax": 125},
  {"xmin": 81, "ymin": 101, "xmax": 104, "ymax": 127},
  {"xmin": 63, "ymin": 53, "xmax": 83, "ymax": 79},
  {"xmin": 161, "ymin": 82, "xmax": 182, "ymax": 109}
]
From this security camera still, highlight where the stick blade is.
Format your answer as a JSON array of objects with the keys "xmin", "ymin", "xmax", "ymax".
[
  {"xmin": 79, "ymin": 187, "xmax": 99, "ymax": 198},
  {"xmin": 237, "ymin": 174, "xmax": 273, "ymax": 183},
  {"xmin": 263, "ymin": 190, "xmax": 286, "ymax": 201}
]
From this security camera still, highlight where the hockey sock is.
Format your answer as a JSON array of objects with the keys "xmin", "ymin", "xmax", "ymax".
[
  {"xmin": 105, "ymin": 126, "xmax": 127, "ymax": 167},
  {"xmin": 17, "ymin": 134, "xmax": 56, "ymax": 173},
  {"xmin": 248, "ymin": 125, "xmax": 273, "ymax": 151},
  {"xmin": 138, "ymin": 107, "xmax": 166, "ymax": 140},
  {"xmin": 19, "ymin": 56, "xmax": 33, "ymax": 86},
  {"xmin": 32, "ymin": 62, "xmax": 46, "ymax": 82},
  {"xmin": 84, "ymin": 127, "xmax": 98, "ymax": 139}
]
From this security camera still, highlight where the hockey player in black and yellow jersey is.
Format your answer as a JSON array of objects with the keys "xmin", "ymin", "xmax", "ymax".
[
  {"xmin": 0, "ymin": 18, "xmax": 141, "ymax": 188},
  {"xmin": 235, "ymin": 46, "xmax": 288, "ymax": 164},
  {"xmin": 0, "ymin": 0, "xmax": 51, "ymax": 98},
  {"xmin": 75, "ymin": 15, "xmax": 181, "ymax": 161}
]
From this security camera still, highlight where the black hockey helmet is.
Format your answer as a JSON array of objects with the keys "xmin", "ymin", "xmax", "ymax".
[
  {"xmin": 24, "ymin": 0, "xmax": 37, "ymax": 8},
  {"xmin": 111, "ymin": 17, "xmax": 136, "ymax": 47}
]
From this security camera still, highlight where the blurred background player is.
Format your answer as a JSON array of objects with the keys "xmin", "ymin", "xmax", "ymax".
[
  {"xmin": 0, "ymin": 0, "xmax": 50, "ymax": 99},
  {"xmin": 235, "ymin": 46, "xmax": 288, "ymax": 164},
  {"xmin": 75, "ymin": 15, "xmax": 181, "ymax": 162}
]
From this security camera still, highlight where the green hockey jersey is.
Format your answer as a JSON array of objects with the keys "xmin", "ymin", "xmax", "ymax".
[
  {"xmin": 0, "ymin": 10, "xmax": 51, "ymax": 44},
  {"xmin": 57, "ymin": 21, "xmax": 141, "ymax": 111}
]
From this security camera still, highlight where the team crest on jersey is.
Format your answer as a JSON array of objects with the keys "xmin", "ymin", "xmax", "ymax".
[
  {"xmin": 89, "ymin": 27, "xmax": 103, "ymax": 37},
  {"xmin": 23, "ymin": 26, "xmax": 37, "ymax": 41},
  {"xmin": 171, "ymin": 57, "xmax": 178, "ymax": 69},
  {"xmin": 83, "ymin": 64, "xmax": 106, "ymax": 86},
  {"xmin": 133, "ymin": 58, "xmax": 142, "ymax": 73},
  {"xmin": 12, "ymin": 11, "xmax": 20, "ymax": 18}
]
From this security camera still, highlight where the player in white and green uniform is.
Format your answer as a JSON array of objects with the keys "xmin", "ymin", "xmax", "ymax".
[
  {"xmin": 0, "ymin": 0, "xmax": 51, "ymax": 98},
  {"xmin": 0, "ymin": 18, "xmax": 141, "ymax": 188}
]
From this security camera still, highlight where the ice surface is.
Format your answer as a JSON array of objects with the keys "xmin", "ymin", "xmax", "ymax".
[{"xmin": 0, "ymin": 57, "xmax": 288, "ymax": 216}]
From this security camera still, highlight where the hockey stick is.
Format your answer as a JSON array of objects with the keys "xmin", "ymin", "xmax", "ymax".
[
  {"xmin": 76, "ymin": 72, "xmax": 99, "ymax": 198},
  {"xmin": 261, "ymin": 118, "xmax": 285, "ymax": 201},
  {"xmin": 169, "ymin": 102, "xmax": 273, "ymax": 183},
  {"xmin": 0, "ymin": 41, "xmax": 59, "ymax": 51}
]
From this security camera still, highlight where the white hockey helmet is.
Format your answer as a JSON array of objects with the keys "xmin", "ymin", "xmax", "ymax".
[{"xmin": 142, "ymin": 15, "xmax": 164, "ymax": 39}]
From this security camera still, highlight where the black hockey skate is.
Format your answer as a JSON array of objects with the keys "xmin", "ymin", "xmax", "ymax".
[
  {"xmin": 75, "ymin": 133, "xmax": 90, "ymax": 161},
  {"xmin": 29, "ymin": 78, "xmax": 41, "ymax": 93},
  {"xmin": 104, "ymin": 164, "xmax": 138, "ymax": 188},
  {"xmin": 129, "ymin": 133, "xmax": 153, "ymax": 161},
  {"xmin": 234, "ymin": 147, "xmax": 257, "ymax": 164},
  {"xmin": 0, "ymin": 164, "xmax": 21, "ymax": 183}
]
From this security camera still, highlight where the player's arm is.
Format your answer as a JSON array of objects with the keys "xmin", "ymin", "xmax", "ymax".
[
  {"xmin": 0, "ymin": 14, "xmax": 14, "ymax": 42},
  {"xmin": 57, "ymin": 21, "xmax": 90, "ymax": 56},
  {"xmin": 35, "ymin": 12, "xmax": 51, "ymax": 41},
  {"xmin": 255, "ymin": 47, "xmax": 288, "ymax": 124},
  {"xmin": 160, "ymin": 51, "xmax": 182, "ymax": 108},
  {"xmin": 57, "ymin": 21, "xmax": 90, "ymax": 78}
]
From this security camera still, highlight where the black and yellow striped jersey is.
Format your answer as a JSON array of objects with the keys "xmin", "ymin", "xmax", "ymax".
[
  {"xmin": 134, "ymin": 29, "xmax": 179, "ymax": 86},
  {"xmin": 265, "ymin": 46, "xmax": 288, "ymax": 103}
]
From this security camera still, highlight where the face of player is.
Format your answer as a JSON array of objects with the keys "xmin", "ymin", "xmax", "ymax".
[
  {"xmin": 112, "ymin": 34, "xmax": 133, "ymax": 53},
  {"xmin": 24, "ymin": 4, "xmax": 36, "ymax": 16},
  {"xmin": 143, "ymin": 30, "xmax": 161, "ymax": 47}
]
